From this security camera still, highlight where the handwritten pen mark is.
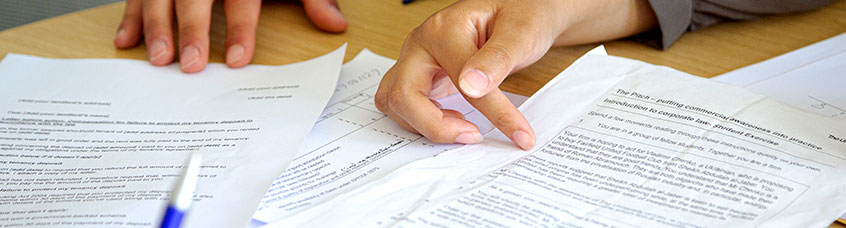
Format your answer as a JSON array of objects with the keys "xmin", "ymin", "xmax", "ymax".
[{"xmin": 808, "ymin": 96, "xmax": 846, "ymax": 118}]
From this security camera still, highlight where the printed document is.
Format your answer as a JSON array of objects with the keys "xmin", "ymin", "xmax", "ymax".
[
  {"xmin": 268, "ymin": 54, "xmax": 846, "ymax": 227},
  {"xmin": 713, "ymin": 33, "xmax": 846, "ymax": 222},
  {"xmin": 0, "ymin": 45, "xmax": 344, "ymax": 228},
  {"xmin": 251, "ymin": 49, "xmax": 528, "ymax": 223}
]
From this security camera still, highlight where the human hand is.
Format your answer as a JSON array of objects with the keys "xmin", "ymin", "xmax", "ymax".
[
  {"xmin": 374, "ymin": 0, "xmax": 657, "ymax": 150},
  {"xmin": 113, "ymin": 0, "xmax": 347, "ymax": 73}
]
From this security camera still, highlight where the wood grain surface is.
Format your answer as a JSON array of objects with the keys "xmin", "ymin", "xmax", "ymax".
[{"xmin": 0, "ymin": 1, "xmax": 844, "ymax": 226}]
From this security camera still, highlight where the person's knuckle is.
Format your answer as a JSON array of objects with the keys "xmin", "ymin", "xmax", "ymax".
[
  {"xmin": 492, "ymin": 111, "xmax": 517, "ymax": 128},
  {"xmin": 119, "ymin": 18, "xmax": 133, "ymax": 29},
  {"xmin": 225, "ymin": 27, "xmax": 253, "ymax": 45},
  {"xmin": 521, "ymin": 30, "xmax": 544, "ymax": 52},
  {"xmin": 123, "ymin": 10, "xmax": 141, "ymax": 20},
  {"xmin": 227, "ymin": 23, "xmax": 252, "ymax": 34},
  {"xmin": 425, "ymin": 11, "xmax": 447, "ymax": 29},
  {"xmin": 178, "ymin": 23, "xmax": 204, "ymax": 35},
  {"xmin": 484, "ymin": 42, "xmax": 514, "ymax": 68},
  {"xmin": 143, "ymin": 18, "xmax": 166, "ymax": 32},
  {"xmin": 374, "ymin": 90, "xmax": 390, "ymax": 113},
  {"xmin": 416, "ymin": 9, "xmax": 455, "ymax": 36},
  {"xmin": 424, "ymin": 127, "xmax": 448, "ymax": 142},
  {"xmin": 387, "ymin": 89, "xmax": 407, "ymax": 111},
  {"xmin": 510, "ymin": 17, "xmax": 533, "ymax": 30},
  {"xmin": 409, "ymin": 24, "xmax": 433, "ymax": 43},
  {"xmin": 406, "ymin": 26, "xmax": 423, "ymax": 42}
]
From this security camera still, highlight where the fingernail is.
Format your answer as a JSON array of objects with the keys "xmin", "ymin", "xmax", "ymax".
[
  {"xmin": 512, "ymin": 130, "xmax": 535, "ymax": 150},
  {"xmin": 429, "ymin": 79, "xmax": 448, "ymax": 99},
  {"xmin": 431, "ymin": 100, "xmax": 443, "ymax": 109},
  {"xmin": 459, "ymin": 69, "xmax": 489, "ymax": 97},
  {"xmin": 455, "ymin": 132, "xmax": 483, "ymax": 144},
  {"xmin": 116, "ymin": 28, "xmax": 126, "ymax": 40},
  {"xmin": 226, "ymin": 44, "xmax": 245, "ymax": 65},
  {"xmin": 149, "ymin": 39, "xmax": 167, "ymax": 63},
  {"xmin": 180, "ymin": 46, "xmax": 200, "ymax": 71}
]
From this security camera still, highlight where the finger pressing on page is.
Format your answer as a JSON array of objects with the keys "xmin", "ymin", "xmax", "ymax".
[
  {"xmin": 465, "ymin": 89, "xmax": 535, "ymax": 150},
  {"xmin": 114, "ymin": 0, "xmax": 143, "ymax": 48},
  {"xmin": 454, "ymin": 11, "xmax": 547, "ymax": 150},
  {"xmin": 141, "ymin": 0, "xmax": 176, "ymax": 66},
  {"xmin": 418, "ymin": 12, "xmax": 537, "ymax": 150},
  {"xmin": 374, "ymin": 50, "xmax": 483, "ymax": 145},
  {"xmin": 224, "ymin": 0, "xmax": 261, "ymax": 68},
  {"xmin": 175, "ymin": 0, "xmax": 214, "ymax": 73},
  {"xmin": 391, "ymin": 90, "xmax": 483, "ymax": 144},
  {"xmin": 301, "ymin": 0, "xmax": 348, "ymax": 33}
]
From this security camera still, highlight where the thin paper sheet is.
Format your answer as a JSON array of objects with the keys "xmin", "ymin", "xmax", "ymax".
[
  {"xmin": 267, "ymin": 51, "xmax": 846, "ymax": 228},
  {"xmin": 0, "ymin": 45, "xmax": 345, "ymax": 228},
  {"xmin": 714, "ymin": 34, "xmax": 846, "ymax": 222},
  {"xmin": 714, "ymin": 33, "xmax": 846, "ymax": 119},
  {"xmin": 251, "ymin": 49, "xmax": 528, "ymax": 224}
]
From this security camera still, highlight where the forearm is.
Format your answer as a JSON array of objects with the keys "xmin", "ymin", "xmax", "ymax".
[
  {"xmin": 552, "ymin": 0, "xmax": 658, "ymax": 46},
  {"xmin": 640, "ymin": 0, "xmax": 838, "ymax": 49}
]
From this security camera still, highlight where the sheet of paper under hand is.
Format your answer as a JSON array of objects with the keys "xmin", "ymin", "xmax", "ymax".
[
  {"xmin": 250, "ymin": 49, "xmax": 528, "ymax": 224},
  {"xmin": 0, "ymin": 45, "xmax": 345, "ymax": 228},
  {"xmin": 267, "ymin": 53, "xmax": 846, "ymax": 227}
]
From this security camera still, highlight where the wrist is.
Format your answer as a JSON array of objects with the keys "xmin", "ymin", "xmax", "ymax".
[{"xmin": 553, "ymin": 0, "xmax": 658, "ymax": 46}]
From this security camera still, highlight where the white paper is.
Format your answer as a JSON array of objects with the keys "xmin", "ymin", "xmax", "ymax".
[
  {"xmin": 714, "ymin": 33, "xmax": 846, "ymax": 119},
  {"xmin": 250, "ymin": 49, "xmax": 528, "ymax": 224},
  {"xmin": 0, "ymin": 45, "xmax": 345, "ymax": 228},
  {"xmin": 714, "ymin": 34, "xmax": 846, "ymax": 222},
  {"xmin": 267, "ymin": 53, "xmax": 846, "ymax": 228}
]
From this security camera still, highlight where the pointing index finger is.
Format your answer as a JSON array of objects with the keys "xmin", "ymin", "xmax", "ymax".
[{"xmin": 463, "ymin": 88, "xmax": 535, "ymax": 150}]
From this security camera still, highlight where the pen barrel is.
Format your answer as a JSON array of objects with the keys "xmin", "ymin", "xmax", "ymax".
[{"xmin": 159, "ymin": 206, "xmax": 186, "ymax": 228}]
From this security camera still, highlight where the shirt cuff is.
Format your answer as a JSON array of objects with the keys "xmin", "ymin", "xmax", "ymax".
[{"xmin": 641, "ymin": 0, "xmax": 693, "ymax": 49}]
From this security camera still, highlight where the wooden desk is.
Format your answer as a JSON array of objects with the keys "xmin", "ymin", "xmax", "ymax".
[
  {"xmin": 0, "ymin": 0, "xmax": 844, "ymax": 227},
  {"xmin": 1, "ymin": 0, "xmax": 845, "ymax": 94}
]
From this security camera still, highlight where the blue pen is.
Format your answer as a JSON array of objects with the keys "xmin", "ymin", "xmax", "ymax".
[{"xmin": 160, "ymin": 150, "xmax": 203, "ymax": 228}]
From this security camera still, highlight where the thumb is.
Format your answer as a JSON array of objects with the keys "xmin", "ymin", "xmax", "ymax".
[
  {"xmin": 457, "ymin": 21, "xmax": 550, "ymax": 98},
  {"xmin": 302, "ymin": 0, "xmax": 348, "ymax": 33}
]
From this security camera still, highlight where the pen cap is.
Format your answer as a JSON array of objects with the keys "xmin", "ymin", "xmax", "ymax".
[{"xmin": 171, "ymin": 150, "xmax": 203, "ymax": 210}]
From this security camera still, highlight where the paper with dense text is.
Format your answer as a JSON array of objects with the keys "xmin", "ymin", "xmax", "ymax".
[
  {"xmin": 0, "ymin": 45, "xmax": 345, "ymax": 228},
  {"xmin": 267, "ymin": 53, "xmax": 846, "ymax": 228},
  {"xmin": 714, "ymin": 34, "xmax": 846, "ymax": 222},
  {"xmin": 251, "ymin": 49, "xmax": 528, "ymax": 224}
]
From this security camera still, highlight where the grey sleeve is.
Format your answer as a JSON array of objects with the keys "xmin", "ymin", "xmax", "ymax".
[{"xmin": 639, "ymin": 0, "xmax": 838, "ymax": 49}]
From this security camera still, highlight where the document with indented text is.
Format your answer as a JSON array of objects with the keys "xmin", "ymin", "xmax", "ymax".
[
  {"xmin": 714, "ymin": 33, "xmax": 846, "ymax": 222},
  {"xmin": 267, "ymin": 53, "xmax": 846, "ymax": 228},
  {"xmin": 251, "ymin": 49, "xmax": 528, "ymax": 224},
  {"xmin": 0, "ymin": 45, "xmax": 345, "ymax": 228}
]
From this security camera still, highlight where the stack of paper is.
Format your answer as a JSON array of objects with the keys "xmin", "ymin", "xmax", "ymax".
[
  {"xmin": 265, "ymin": 50, "xmax": 846, "ymax": 228},
  {"xmin": 1, "ymin": 41, "xmax": 845, "ymax": 228},
  {"xmin": 0, "ymin": 46, "xmax": 345, "ymax": 227},
  {"xmin": 714, "ymin": 32, "xmax": 846, "ymax": 223},
  {"xmin": 250, "ymin": 49, "xmax": 528, "ymax": 225}
]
